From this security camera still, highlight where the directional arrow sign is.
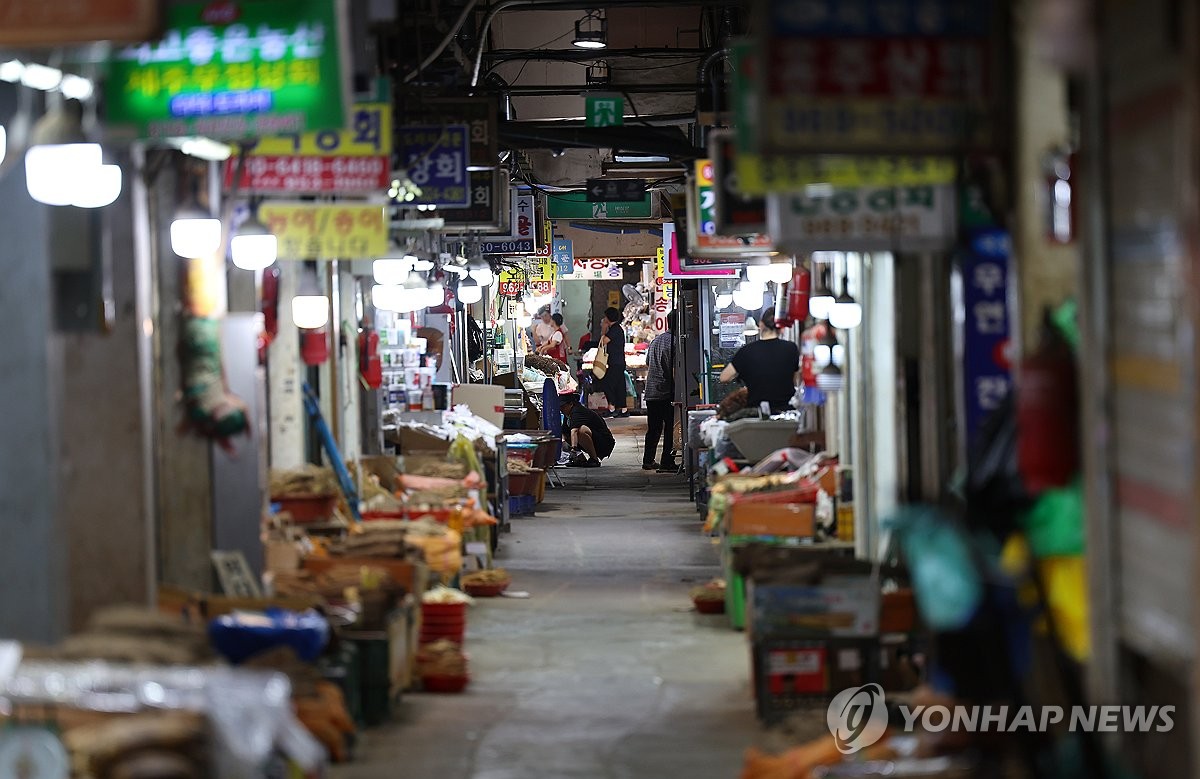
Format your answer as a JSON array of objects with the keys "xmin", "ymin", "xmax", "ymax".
[{"xmin": 586, "ymin": 178, "xmax": 647, "ymax": 202}]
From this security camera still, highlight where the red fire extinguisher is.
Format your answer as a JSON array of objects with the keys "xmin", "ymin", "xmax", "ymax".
[
  {"xmin": 301, "ymin": 328, "xmax": 329, "ymax": 366},
  {"xmin": 778, "ymin": 267, "xmax": 811, "ymax": 327},
  {"xmin": 257, "ymin": 266, "xmax": 281, "ymax": 362},
  {"xmin": 1017, "ymin": 311, "xmax": 1079, "ymax": 492},
  {"xmin": 358, "ymin": 327, "xmax": 382, "ymax": 389}
]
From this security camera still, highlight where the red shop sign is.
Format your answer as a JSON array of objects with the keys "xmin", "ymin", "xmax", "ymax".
[{"xmin": 224, "ymin": 155, "xmax": 390, "ymax": 194}]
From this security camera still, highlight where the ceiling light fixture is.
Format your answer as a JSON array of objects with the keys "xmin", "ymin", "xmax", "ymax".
[
  {"xmin": 828, "ymin": 273, "xmax": 862, "ymax": 329},
  {"xmin": 25, "ymin": 99, "xmax": 121, "ymax": 209},
  {"xmin": 373, "ymin": 257, "xmax": 413, "ymax": 285},
  {"xmin": 809, "ymin": 266, "xmax": 835, "ymax": 320},
  {"xmin": 458, "ymin": 276, "xmax": 483, "ymax": 304},
  {"xmin": 230, "ymin": 209, "xmax": 278, "ymax": 271},
  {"xmin": 732, "ymin": 270, "xmax": 765, "ymax": 311},
  {"xmin": 586, "ymin": 61, "xmax": 611, "ymax": 86},
  {"xmin": 816, "ymin": 362, "xmax": 844, "ymax": 392},
  {"xmin": 573, "ymin": 11, "xmax": 607, "ymax": 49},
  {"xmin": 292, "ymin": 265, "xmax": 329, "ymax": 329},
  {"xmin": 468, "ymin": 256, "xmax": 494, "ymax": 287}
]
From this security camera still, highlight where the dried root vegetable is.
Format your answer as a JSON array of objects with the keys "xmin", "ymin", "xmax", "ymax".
[
  {"xmin": 416, "ymin": 639, "xmax": 468, "ymax": 677},
  {"xmin": 462, "ymin": 569, "xmax": 510, "ymax": 586},
  {"xmin": 270, "ymin": 465, "xmax": 338, "ymax": 498}
]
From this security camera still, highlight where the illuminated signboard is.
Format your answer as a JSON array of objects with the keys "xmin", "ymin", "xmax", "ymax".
[{"xmin": 105, "ymin": 0, "xmax": 348, "ymax": 140}]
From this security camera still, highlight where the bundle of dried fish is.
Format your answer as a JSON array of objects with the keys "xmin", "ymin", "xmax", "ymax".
[
  {"xmin": 506, "ymin": 457, "xmax": 535, "ymax": 474},
  {"xmin": 402, "ymin": 455, "xmax": 468, "ymax": 480},
  {"xmin": 269, "ymin": 464, "xmax": 338, "ymax": 498},
  {"xmin": 523, "ymin": 353, "xmax": 568, "ymax": 376}
]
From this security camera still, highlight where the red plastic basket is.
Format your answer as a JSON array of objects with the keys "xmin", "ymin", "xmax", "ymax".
[
  {"xmin": 422, "ymin": 674, "xmax": 469, "ymax": 693},
  {"xmin": 273, "ymin": 495, "xmax": 338, "ymax": 523}
]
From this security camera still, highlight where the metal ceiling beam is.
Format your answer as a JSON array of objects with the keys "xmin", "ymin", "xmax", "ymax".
[
  {"xmin": 484, "ymin": 48, "xmax": 713, "ymax": 62},
  {"xmin": 469, "ymin": 0, "xmax": 747, "ymax": 86},
  {"xmin": 498, "ymin": 124, "xmax": 702, "ymax": 159},
  {"xmin": 488, "ymin": 83, "xmax": 700, "ymax": 95}
]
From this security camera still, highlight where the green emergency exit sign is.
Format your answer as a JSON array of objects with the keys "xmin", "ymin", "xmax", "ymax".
[{"xmin": 585, "ymin": 95, "xmax": 624, "ymax": 127}]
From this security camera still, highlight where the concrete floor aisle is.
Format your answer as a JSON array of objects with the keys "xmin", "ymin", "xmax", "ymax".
[{"xmin": 333, "ymin": 421, "xmax": 762, "ymax": 778}]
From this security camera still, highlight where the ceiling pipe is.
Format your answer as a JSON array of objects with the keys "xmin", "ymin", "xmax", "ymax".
[
  {"xmin": 469, "ymin": 0, "xmax": 747, "ymax": 88},
  {"xmin": 402, "ymin": 0, "xmax": 481, "ymax": 83}
]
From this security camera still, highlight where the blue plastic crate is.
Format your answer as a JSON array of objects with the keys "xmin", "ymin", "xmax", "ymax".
[{"xmin": 509, "ymin": 494, "xmax": 536, "ymax": 517}]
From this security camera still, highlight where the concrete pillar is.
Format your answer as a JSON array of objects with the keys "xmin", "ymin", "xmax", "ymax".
[
  {"xmin": 1014, "ymin": 0, "xmax": 1080, "ymax": 351},
  {"xmin": 269, "ymin": 266, "xmax": 305, "ymax": 469},
  {"xmin": 0, "ymin": 106, "xmax": 65, "ymax": 642}
]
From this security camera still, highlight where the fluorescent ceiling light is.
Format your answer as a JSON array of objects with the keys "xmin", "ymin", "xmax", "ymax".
[
  {"xmin": 176, "ymin": 137, "xmax": 233, "ymax": 161},
  {"xmin": 614, "ymin": 154, "xmax": 669, "ymax": 163}
]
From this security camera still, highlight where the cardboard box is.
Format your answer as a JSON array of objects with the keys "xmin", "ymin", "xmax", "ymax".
[
  {"xmin": 728, "ymin": 501, "xmax": 816, "ymax": 537},
  {"xmin": 748, "ymin": 576, "xmax": 880, "ymax": 639},
  {"xmin": 390, "ymin": 427, "xmax": 452, "ymax": 454}
]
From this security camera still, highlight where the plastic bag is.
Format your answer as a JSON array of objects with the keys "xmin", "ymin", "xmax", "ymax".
[
  {"xmin": 208, "ymin": 608, "xmax": 330, "ymax": 665},
  {"xmin": 883, "ymin": 507, "xmax": 984, "ymax": 631}
]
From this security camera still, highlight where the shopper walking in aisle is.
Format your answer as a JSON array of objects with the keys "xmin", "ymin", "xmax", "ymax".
[
  {"xmin": 642, "ymin": 311, "xmax": 678, "ymax": 472},
  {"xmin": 719, "ymin": 307, "xmax": 801, "ymax": 413},
  {"xmin": 559, "ymin": 392, "xmax": 615, "ymax": 467},
  {"xmin": 597, "ymin": 306, "xmax": 628, "ymax": 417}
]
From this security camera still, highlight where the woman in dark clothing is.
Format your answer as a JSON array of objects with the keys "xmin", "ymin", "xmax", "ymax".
[
  {"xmin": 597, "ymin": 306, "xmax": 628, "ymax": 417},
  {"xmin": 718, "ymin": 307, "xmax": 800, "ymax": 413}
]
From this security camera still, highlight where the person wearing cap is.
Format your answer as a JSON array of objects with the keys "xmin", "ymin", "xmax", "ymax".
[
  {"xmin": 533, "ymin": 305, "xmax": 555, "ymax": 351},
  {"xmin": 558, "ymin": 392, "xmax": 615, "ymax": 467}
]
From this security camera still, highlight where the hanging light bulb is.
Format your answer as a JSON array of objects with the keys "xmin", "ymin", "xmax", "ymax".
[
  {"xmin": 715, "ymin": 291, "xmax": 733, "ymax": 310},
  {"xmin": 423, "ymin": 274, "xmax": 445, "ymax": 307},
  {"xmin": 230, "ymin": 211, "xmax": 277, "ymax": 270},
  {"xmin": 766, "ymin": 259, "xmax": 794, "ymax": 284},
  {"xmin": 458, "ymin": 276, "xmax": 483, "ymax": 304},
  {"xmin": 292, "ymin": 265, "xmax": 329, "ymax": 329},
  {"xmin": 745, "ymin": 256, "xmax": 774, "ymax": 285},
  {"xmin": 572, "ymin": 11, "xmax": 607, "ymax": 48},
  {"xmin": 403, "ymin": 268, "xmax": 427, "ymax": 290},
  {"xmin": 743, "ymin": 317, "xmax": 758, "ymax": 336},
  {"xmin": 372, "ymin": 284, "xmax": 405, "ymax": 312},
  {"xmin": 828, "ymin": 273, "xmax": 862, "ymax": 329},
  {"xmin": 732, "ymin": 270, "xmax": 765, "ymax": 311},
  {"xmin": 817, "ymin": 362, "xmax": 844, "ymax": 392},
  {"xmin": 468, "ymin": 256, "xmax": 494, "ymax": 287},
  {"xmin": 24, "ymin": 99, "xmax": 121, "ymax": 208},
  {"xmin": 814, "ymin": 325, "xmax": 838, "ymax": 367},
  {"xmin": 373, "ymin": 257, "xmax": 412, "ymax": 285},
  {"xmin": 809, "ymin": 266, "xmax": 835, "ymax": 320}
]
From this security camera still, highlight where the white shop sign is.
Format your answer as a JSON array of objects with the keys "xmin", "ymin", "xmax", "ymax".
[{"xmin": 767, "ymin": 185, "xmax": 956, "ymax": 252}]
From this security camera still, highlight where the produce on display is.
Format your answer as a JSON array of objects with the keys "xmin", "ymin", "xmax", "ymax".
[
  {"xmin": 61, "ymin": 711, "xmax": 210, "ymax": 779},
  {"xmin": 416, "ymin": 639, "xmax": 468, "ymax": 677},
  {"xmin": 270, "ymin": 465, "xmax": 339, "ymax": 498}
]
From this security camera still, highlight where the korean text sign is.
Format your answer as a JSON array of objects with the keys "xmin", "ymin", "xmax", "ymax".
[
  {"xmin": 106, "ymin": 0, "xmax": 346, "ymax": 139},
  {"xmin": 225, "ymin": 102, "xmax": 391, "ymax": 193},
  {"xmin": 260, "ymin": 203, "xmax": 388, "ymax": 260},
  {"xmin": 498, "ymin": 256, "xmax": 557, "ymax": 296},
  {"xmin": 961, "ymin": 228, "xmax": 1012, "ymax": 445},
  {"xmin": 400, "ymin": 124, "xmax": 470, "ymax": 207}
]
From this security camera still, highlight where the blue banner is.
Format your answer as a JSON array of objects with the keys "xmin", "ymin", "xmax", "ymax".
[
  {"xmin": 962, "ymin": 228, "xmax": 1012, "ymax": 446},
  {"xmin": 552, "ymin": 239, "xmax": 574, "ymax": 276},
  {"xmin": 399, "ymin": 123, "xmax": 470, "ymax": 207}
]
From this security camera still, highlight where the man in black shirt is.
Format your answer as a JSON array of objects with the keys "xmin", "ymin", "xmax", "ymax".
[
  {"xmin": 719, "ymin": 307, "xmax": 801, "ymax": 412},
  {"xmin": 559, "ymin": 392, "xmax": 616, "ymax": 467}
]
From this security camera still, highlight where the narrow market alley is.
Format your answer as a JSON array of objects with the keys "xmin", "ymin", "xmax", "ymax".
[{"xmin": 336, "ymin": 424, "xmax": 763, "ymax": 779}]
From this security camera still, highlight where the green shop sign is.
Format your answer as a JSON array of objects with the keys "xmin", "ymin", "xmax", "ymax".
[
  {"xmin": 106, "ymin": 0, "xmax": 347, "ymax": 140},
  {"xmin": 545, "ymin": 191, "xmax": 653, "ymax": 220}
]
